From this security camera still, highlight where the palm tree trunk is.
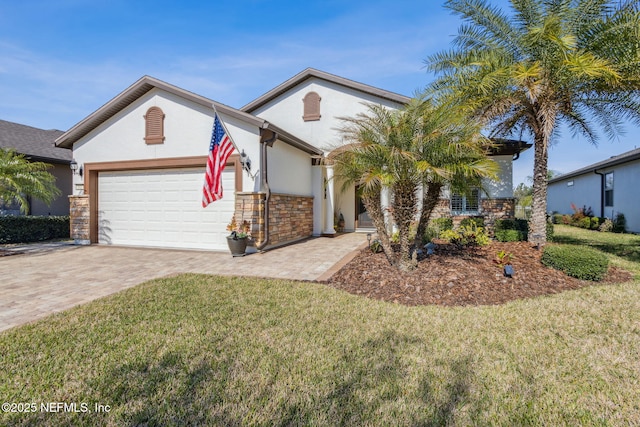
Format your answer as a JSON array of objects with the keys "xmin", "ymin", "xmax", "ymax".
[
  {"xmin": 415, "ymin": 182, "xmax": 443, "ymax": 243},
  {"xmin": 362, "ymin": 192, "xmax": 397, "ymax": 266},
  {"xmin": 392, "ymin": 180, "xmax": 418, "ymax": 271},
  {"xmin": 529, "ymin": 132, "xmax": 549, "ymax": 245}
]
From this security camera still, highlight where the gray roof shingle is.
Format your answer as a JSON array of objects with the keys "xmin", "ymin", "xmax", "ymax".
[
  {"xmin": 0, "ymin": 119, "xmax": 71, "ymax": 163},
  {"xmin": 549, "ymin": 146, "xmax": 640, "ymax": 183}
]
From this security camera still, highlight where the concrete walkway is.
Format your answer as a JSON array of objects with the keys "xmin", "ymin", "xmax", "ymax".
[{"xmin": 0, "ymin": 233, "xmax": 366, "ymax": 333}]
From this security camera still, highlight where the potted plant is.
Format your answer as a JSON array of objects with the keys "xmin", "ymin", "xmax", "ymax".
[{"xmin": 226, "ymin": 216, "xmax": 251, "ymax": 257}]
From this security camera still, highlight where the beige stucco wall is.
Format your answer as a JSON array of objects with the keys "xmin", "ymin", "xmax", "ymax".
[{"xmin": 71, "ymin": 88, "xmax": 262, "ymax": 194}]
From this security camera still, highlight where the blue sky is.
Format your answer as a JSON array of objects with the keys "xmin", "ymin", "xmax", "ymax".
[{"xmin": 1, "ymin": 0, "xmax": 638, "ymax": 186}]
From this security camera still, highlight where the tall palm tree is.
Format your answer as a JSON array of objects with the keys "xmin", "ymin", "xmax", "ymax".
[
  {"xmin": 334, "ymin": 104, "xmax": 421, "ymax": 272},
  {"xmin": 427, "ymin": 0, "xmax": 640, "ymax": 244},
  {"xmin": 0, "ymin": 148, "xmax": 60, "ymax": 214}
]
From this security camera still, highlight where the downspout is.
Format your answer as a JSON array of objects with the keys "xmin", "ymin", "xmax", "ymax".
[
  {"xmin": 255, "ymin": 126, "xmax": 277, "ymax": 251},
  {"xmin": 594, "ymin": 169, "xmax": 605, "ymax": 218}
]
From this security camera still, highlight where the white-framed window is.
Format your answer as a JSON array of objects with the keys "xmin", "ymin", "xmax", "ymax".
[
  {"xmin": 451, "ymin": 188, "xmax": 480, "ymax": 214},
  {"xmin": 604, "ymin": 172, "xmax": 614, "ymax": 207}
]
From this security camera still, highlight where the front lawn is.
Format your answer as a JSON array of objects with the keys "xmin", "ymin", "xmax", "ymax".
[{"xmin": 2, "ymin": 268, "xmax": 639, "ymax": 425}]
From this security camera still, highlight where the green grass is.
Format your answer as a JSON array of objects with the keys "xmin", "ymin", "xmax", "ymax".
[{"xmin": 1, "ymin": 226, "xmax": 639, "ymax": 426}]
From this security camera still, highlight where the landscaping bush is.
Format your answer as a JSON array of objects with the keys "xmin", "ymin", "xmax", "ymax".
[
  {"xmin": 552, "ymin": 213, "xmax": 564, "ymax": 224},
  {"xmin": 613, "ymin": 213, "xmax": 627, "ymax": 233},
  {"xmin": 494, "ymin": 229, "xmax": 523, "ymax": 242},
  {"xmin": 577, "ymin": 217, "xmax": 591, "ymax": 229},
  {"xmin": 590, "ymin": 217, "xmax": 601, "ymax": 230},
  {"xmin": 459, "ymin": 216, "xmax": 484, "ymax": 228},
  {"xmin": 544, "ymin": 221, "xmax": 554, "ymax": 241},
  {"xmin": 423, "ymin": 217, "xmax": 454, "ymax": 244},
  {"xmin": 0, "ymin": 216, "xmax": 70, "ymax": 244},
  {"xmin": 599, "ymin": 218, "xmax": 614, "ymax": 232},
  {"xmin": 440, "ymin": 223, "xmax": 490, "ymax": 247},
  {"xmin": 494, "ymin": 219, "xmax": 528, "ymax": 242},
  {"xmin": 541, "ymin": 244, "xmax": 609, "ymax": 281},
  {"xmin": 431, "ymin": 217, "xmax": 453, "ymax": 231}
]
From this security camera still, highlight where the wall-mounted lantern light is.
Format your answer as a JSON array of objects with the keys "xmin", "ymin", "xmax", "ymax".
[{"xmin": 70, "ymin": 159, "xmax": 83, "ymax": 177}]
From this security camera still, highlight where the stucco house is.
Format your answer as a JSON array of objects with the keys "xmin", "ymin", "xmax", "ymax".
[
  {"xmin": 548, "ymin": 147, "xmax": 640, "ymax": 233},
  {"xmin": 56, "ymin": 68, "xmax": 529, "ymax": 251},
  {"xmin": 0, "ymin": 119, "xmax": 72, "ymax": 216}
]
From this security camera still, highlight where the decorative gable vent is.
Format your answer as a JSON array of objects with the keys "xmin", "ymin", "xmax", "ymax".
[
  {"xmin": 302, "ymin": 92, "xmax": 321, "ymax": 121},
  {"xmin": 144, "ymin": 106, "xmax": 165, "ymax": 144}
]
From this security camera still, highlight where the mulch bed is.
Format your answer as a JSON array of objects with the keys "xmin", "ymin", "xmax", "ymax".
[{"xmin": 325, "ymin": 241, "xmax": 633, "ymax": 307}]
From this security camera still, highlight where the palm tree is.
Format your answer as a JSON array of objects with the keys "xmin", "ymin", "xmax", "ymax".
[
  {"xmin": 427, "ymin": 0, "xmax": 640, "ymax": 245},
  {"xmin": 410, "ymin": 97, "xmax": 499, "ymax": 241},
  {"xmin": 333, "ymin": 100, "xmax": 498, "ymax": 271},
  {"xmin": 334, "ymin": 104, "xmax": 421, "ymax": 272},
  {"xmin": 0, "ymin": 148, "xmax": 60, "ymax": 214}
]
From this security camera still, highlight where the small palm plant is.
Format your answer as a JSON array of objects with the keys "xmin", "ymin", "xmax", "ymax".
[{"xmin": 0, "ymin": 148, "xmax": 60, "ymax": 214}]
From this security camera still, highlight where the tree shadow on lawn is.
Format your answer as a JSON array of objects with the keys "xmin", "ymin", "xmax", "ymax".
[
  {"xmin": 311, "ymin": 330, "xmax": 479, "ymax": 426},
  {"xmin": 552, "ymin": 235, "xmax": 640, "ymax": 264},
  {"xmin": 10, "ymin": 331, "xmax": 480, "ymax": 426}
]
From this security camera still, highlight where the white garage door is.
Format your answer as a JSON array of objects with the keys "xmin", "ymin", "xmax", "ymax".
[{"xmin": 98, "ymin": 167, "xmax": 235, "ymax": 251}]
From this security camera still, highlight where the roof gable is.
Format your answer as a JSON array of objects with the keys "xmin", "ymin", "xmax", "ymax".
[
  {"xmin": 55, "ymin": 76, "xmax": 321, "ymax": 155},
  {"xmin": 241, "ymin": 68, "xmax": 411, "ymax": 113},
  {"xmin": 0, "ymin": 119, "xmax": 70, "ymax": 162}
]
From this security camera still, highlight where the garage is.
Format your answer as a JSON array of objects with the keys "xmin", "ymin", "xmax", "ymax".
[{"xmin": 97, "ymin": 167, "xmax": 236, "ymax": 251}]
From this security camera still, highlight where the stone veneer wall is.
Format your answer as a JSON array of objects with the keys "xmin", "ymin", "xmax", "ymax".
[
  {"xmin": 480, "ymin": 198, "xmax": 516, "ymax": 233},
  {"xmin": 235, "ymin": 192, "xmax": 314, "ymax": 248},
  {"xmin": 428, "ymin": 197, "xmax": 516, "ymax": 234},
  {"xmin": 69, "ymin": 195, "xmax": 90, "ymax": 245}
]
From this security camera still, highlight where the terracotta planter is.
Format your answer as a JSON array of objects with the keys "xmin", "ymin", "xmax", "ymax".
[{"xmin": 226, "ymin": 236, "xmax": 248, "ymax": 257}]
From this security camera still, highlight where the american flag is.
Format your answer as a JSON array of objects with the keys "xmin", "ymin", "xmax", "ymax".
[{"xmin": 202, "ymin": 114, "xmax": 235, "ymax": 207}]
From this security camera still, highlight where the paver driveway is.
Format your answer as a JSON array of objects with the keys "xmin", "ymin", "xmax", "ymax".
[{"xmin": 0, "ymin": 233, "xmax": 366, "ymax": 332}]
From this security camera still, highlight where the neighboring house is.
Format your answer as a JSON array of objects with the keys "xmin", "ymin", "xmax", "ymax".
[
  {"xmin": 0, "ymin": 119, "xmax": 72, "ymax": 216},
  {"xmin": 548, "ymin": 147, "xmax": 640, "ymax": 233},
  {"xmin": 56, "ymin": 69, "xmax": 529, "ymax": 251}
]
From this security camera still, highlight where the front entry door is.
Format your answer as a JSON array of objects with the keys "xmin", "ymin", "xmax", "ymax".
[{"xmin": 355, "ymin": 185, "xmax": 374, "ymax": 228}]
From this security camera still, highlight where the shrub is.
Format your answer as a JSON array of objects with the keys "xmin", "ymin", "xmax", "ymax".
[
  {"xmin": 423, "ymin": 227, "xmax": 439, "ymax": 244},
  {"xmin": 552, "ymin": 214, "xmax": 564, "ymax": 224},
  {"xmin": 440, "ymin": 223, "xmax": 489, "ymax": 247},
  {"xmin": 431, "ymin": 217, "xmax": 453, "ymax": 231},
  {"xmin": 546, "ymin": 222, "xmax": 554, "ymax": 241},
  {"xmin": 495, "ymin": 229, "xmax": 523, "ymax": 242},
  {"xmin": 494, "ymin": 219, "xmax": 528, "ymax": 242},
  {"xmin": 590, "ymin": 217, "xmax": 601, "ymax": 230},
  {"xmin": 370, "ymin": 239, "xmax": 383, "ymax": 253},
  {"xmin": 459, "ymin": 216, "xmax": 484, "ymax": 228},
  {"xmin": 599, "ymin": 218, "xmax": 613, "ymax": 232},
  {"xmin": 541, "ymin": 244, "xmax": 609, "ymax": 281},
  {"xmin": 423, "ymin": 217, "xmax": 454, "ymax": 244},
  {"xmin": 578, "ymin": 217, "xmax": 591, "ymax": 229},
  {"xmin": 0, "ymin": 216, "xmax": 70, "ymax": 244},
  {"xmin": 613, "ymin": 213, "xmax": 627, "ymax": 233},
  {"xmin": 561, "ymin": 215, "xmax": 572, "ymax": 225}
]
